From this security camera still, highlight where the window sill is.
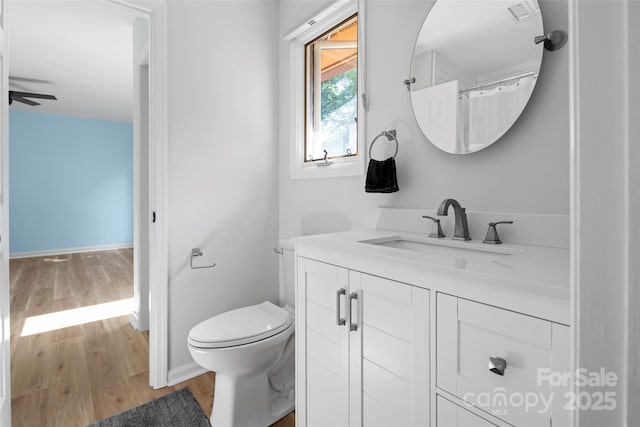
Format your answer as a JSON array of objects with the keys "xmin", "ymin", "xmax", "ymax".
[{"xmin": 290, "ymin": 159, "xmax": 364, "ymax": 180}]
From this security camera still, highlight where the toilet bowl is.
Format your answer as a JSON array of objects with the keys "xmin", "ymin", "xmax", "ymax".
[{"xmin": 188, "ymin": 301, "xmax": 295, "ymax": 427}]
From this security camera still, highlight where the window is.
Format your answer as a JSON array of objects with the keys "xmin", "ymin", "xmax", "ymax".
[
  {"xmin": 305, "ymin": 15, "xmax": 358, "ymax": 164},
  {"xmin": 285, "ymin": 1, "xmax": 364, "ymax": 179}
]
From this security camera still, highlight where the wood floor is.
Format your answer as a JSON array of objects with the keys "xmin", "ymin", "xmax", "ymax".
[{"xmin": 10, "ymin": 249, "xmax": 295, "ymax": 427}]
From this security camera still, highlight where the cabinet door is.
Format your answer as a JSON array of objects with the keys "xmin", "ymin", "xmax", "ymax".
[
  {"xmin": 355, "ymin": 273, "xmax": 430, "ymax": 427},
  {"xmin": 297, "ymin": 257, "xmax": 350, "ymax": 427},
  {"xmin": 437, "ymin": 396, "xmax": 498, "ymax": 427}
]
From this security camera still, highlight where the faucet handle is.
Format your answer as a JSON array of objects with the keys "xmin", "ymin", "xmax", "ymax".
[
  {"xmin": 483, "ymin": 221, "xmax": 513, "ymax": 244},
  {"xmin": 422, "ymin": 215, "xmax": 445, "ymax": 238}
]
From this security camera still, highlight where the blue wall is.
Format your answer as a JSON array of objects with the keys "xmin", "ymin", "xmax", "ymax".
[{"xmin": 9, "ymin": 110, "xmax": 133, "ymax": 254}]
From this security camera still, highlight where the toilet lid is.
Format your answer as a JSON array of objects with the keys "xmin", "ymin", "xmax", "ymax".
[{"xmin": 188, "ymin": 301, "xmax": 293, "ymax": 349}]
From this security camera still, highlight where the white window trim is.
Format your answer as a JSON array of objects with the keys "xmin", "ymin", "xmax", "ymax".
[{"xmin": 285, "ymin": 0, "xmax": 365, "ymax": 180}]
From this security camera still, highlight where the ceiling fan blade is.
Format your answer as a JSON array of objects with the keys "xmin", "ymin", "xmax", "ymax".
[
  {"xmin": 12, "ymin": 96, "xmax": 41, "ymax": 106},
  {"xmin": 10, "ymin": 91, "xmax": 57, "ymax": 101},
  {"xmin": 9, "ymin": 76, "xmax": 54, "ymax": 85}
]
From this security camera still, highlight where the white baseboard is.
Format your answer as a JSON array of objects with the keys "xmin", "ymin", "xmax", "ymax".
[
  {"xmin": 10, "ymin": 243, "xmax": 134, "ymax": 259},
  {"xmin": 129, "ymin": 310, "xmax": 149, "ymax": 332},
  {"xmin": 167, "ymin": 361, "xmax": 208, "ymax": 386},
  {"xmin": 129, "ymin": 311, "xmax": 140, "ymax": 331}
]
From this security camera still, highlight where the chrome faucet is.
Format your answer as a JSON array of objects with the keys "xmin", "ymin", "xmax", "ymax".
[{"xmin": 436, "ymin": 199, "xmax": 471, "ymax": 241}]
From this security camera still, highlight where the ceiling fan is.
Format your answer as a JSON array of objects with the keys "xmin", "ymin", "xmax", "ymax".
[{"xmin": 9, "ymin": 90, "xmax": 57, "ymax": 106}]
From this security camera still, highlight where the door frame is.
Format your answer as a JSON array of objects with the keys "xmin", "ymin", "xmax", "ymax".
[
  {"xmin": 131, "ymin": 39, "xmax": 149, "ymax": 332},
  {"xmin": 569, "ymin": 0, "xmax": 638, "ymax": 425},
  {"xmin": 108, "ymin": 0, "xmax": 169, "ymax": 389},
  {"xmin": 1, "ymin": 0, "xmax": 9, "ymax": 422}
]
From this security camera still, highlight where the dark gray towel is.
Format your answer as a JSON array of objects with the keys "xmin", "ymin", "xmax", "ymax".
[{"xmin": 365, "ymin": 157, "xmax": 399, "ymax": 193}]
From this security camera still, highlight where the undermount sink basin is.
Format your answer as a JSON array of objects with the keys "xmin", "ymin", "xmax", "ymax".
[{"xmin": 359, "ymin": 236, "xmax": 521, "ymax": 259}]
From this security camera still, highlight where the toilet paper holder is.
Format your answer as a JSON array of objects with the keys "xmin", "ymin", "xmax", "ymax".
[{"xmin": 191, "ymin": 248, "xmax": 216, "ymax": 269}]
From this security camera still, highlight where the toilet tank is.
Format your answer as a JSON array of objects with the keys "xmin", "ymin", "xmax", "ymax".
[{"xmin": 278, "ymin": 239, "xmax": 295, "ymax": 308}]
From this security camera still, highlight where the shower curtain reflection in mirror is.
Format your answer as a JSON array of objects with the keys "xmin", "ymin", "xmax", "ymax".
[{"xmin": 457, "ymin": 74, "xmax": 536, "ymax": 153}]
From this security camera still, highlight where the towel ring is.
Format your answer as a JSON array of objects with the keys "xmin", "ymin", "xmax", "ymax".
[{"xmin": 369, "ymin": 129, "xmax": 398, "ymax": 160}]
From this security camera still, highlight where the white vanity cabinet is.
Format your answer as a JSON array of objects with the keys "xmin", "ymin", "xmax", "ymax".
[
  {"xmin": 437, "ymin": 396, "xmax": 498, "ymax": 427},
  {"xmin": 296, "ymin": 257, "xmax": 430, "ymax": 427},
  {"xmin": 436, "ymin": 293, "xmax": 571, "ymax": 427},
  {"xmin": 294, "ymin": 224, "xmax": 570, "ymax": 427}
]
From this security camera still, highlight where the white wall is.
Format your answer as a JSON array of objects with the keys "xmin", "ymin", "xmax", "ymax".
[
  {"xmin": 166, "ymin": 0, "xmax": 279, "ymax": 371},
  {"xmin": 278, "ymin": 0, "xmax": 569, "ymax": 239}
]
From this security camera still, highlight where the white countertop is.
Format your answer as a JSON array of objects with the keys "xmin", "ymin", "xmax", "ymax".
[{"xmin": 294, "ymin": 229, "xmax": 570, "ymax": 325}]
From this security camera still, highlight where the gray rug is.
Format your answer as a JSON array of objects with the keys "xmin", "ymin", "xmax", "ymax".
[{"xmin": 86, "ymin": 387, "xmax": 210, "ymax": 427}]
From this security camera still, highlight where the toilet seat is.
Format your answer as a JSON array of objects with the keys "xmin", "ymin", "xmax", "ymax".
[{"xmin": 188, "ymin": 301, "xmax": 293, "ymax": 349}]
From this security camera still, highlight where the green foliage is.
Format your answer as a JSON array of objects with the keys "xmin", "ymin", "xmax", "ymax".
[{"xmin": 321, "ymin": 68, "xmax": 357, "ymax": 121}]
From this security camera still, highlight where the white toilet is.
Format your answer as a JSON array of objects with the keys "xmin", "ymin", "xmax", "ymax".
[{"xmin": 188, "ymin": 242, "xmax": 296, "ymax": 427}]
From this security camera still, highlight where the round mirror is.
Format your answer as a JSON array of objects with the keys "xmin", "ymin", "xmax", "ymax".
[{"xmin": 409, "ymin": 0, "xmax": 543, "ymax": 154}]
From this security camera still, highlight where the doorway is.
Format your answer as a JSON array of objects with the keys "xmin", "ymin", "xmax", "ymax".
[
  {"xmin": 1, "ymin": 3, "xmax": 168, "ymax": 425},
  {"xmin": 6, "ymin": 0, "xmax": 159, "ymax": 424}
]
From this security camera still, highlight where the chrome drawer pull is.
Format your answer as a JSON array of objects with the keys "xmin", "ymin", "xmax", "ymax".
[
  {"xmin": 489, "ymin": 357, "xmax": 507, "ymax": 376},
  {"xmin": 336, "ymin": 288, "xmax": 346, "ymax": 326},
  {"xmin": 349, "ymin": 292, "xmax": 358, "ymax": 331}
]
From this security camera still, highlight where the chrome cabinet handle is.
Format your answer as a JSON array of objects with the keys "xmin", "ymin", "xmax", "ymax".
[
  {"xmin": 336, "ymin": 289, "xmax": 346, "ymax": 326},
  {"xmin": 349, "ymin": 292, "xmax": 358, "ymax": 331},
  {"xmin": 489, "ymin": 356, "xmax": 507, "ymax": 376}
]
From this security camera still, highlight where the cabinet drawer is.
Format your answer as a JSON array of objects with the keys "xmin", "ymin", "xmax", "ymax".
[
  {"xmin": 437, "ymin": 293, "xmax": 569, "ymax": 426},
  {"xmin": 437, "ymin": 395, "xmax": 498, "ymax": 427}
]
